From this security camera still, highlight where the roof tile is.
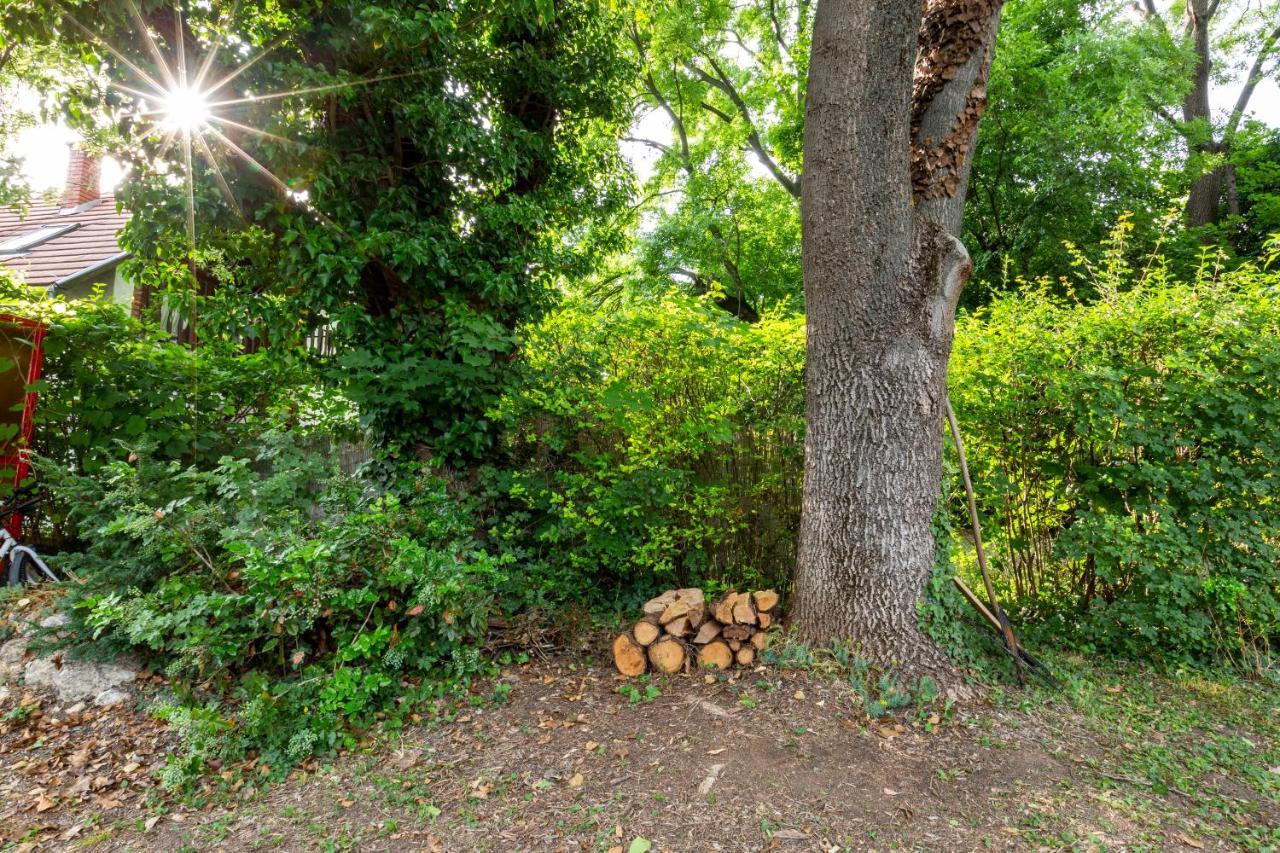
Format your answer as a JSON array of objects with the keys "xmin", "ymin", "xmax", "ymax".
[{"xmin": 0, "ymin": 196, "xmax": 131, "ymax": 287}]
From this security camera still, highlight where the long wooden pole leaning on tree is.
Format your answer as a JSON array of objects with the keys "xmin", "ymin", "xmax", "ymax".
[{"xmin": 945, "ymin": 398, "xmax": 1057, "ymax": 688}]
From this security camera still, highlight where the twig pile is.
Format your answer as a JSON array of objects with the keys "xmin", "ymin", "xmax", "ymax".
[{"xmin": 612, "ymin": 588, "xmax": 779, "ymax": 676}]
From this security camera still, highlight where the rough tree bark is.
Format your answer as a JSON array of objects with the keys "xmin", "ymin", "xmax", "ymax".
[
  {"xmin": 1181, "ymin": 0, "xmax": 1223, "ymax": 229},
  {"xmin": 791, "ymin": 0, "xmax": 1003, "ymax": 683}
]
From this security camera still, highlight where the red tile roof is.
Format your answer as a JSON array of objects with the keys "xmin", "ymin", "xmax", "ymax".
[{"xmin": 0, "ymin": 195, "xmax": 131, "ymax": 289}]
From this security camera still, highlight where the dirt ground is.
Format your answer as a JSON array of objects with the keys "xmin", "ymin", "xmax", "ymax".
[{"xmin": 4, "ymin": 646, "xmax": 1275, "ymax": 852}]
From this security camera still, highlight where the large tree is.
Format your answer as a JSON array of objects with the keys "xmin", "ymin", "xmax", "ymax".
[
  {"xmin": 792, "ymin": 0, "xmax": 1003, "ymax": 680},
  {"xmin": 5, "ymin": 0, "xmax": 631, "ymax": 460},
  {"xmin": 1136, "ymin": 0, "xmax": 1280, "ymax": 229}
]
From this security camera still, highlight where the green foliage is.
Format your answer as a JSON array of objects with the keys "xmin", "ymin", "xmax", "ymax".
[
  {"xmin": 490, "ymin": 293, "xmax": 803, "ymax": 603},
  {"xmin": 623, "ymin": 0, "xmax": 808, "ymax": 313},
  {"xmin": 950, "ymin": 222, "xmax": 1280, "ymax": 669},
  {"xmin": 51, "ymin": 438, "xmax": 506, "ymax": 781},
  {"xmin": 964, "ymin": 0, "xmax": 1183, "ymax": 293},
  {"xmin": 8, "ymin": 0, "xmax": 634, "ymax": 460},
  {"xmin": 0, "ymin": 280, "xmax": 329, "ymax": 545}
]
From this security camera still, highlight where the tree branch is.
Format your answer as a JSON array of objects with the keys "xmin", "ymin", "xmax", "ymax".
[
  {"xmin": 685, "ymin": 57, "xmax": 801, "ymax": 197},
  {"xmin": 1226, "ymin": 22, "xmax": 1280, "ymax": 139}
]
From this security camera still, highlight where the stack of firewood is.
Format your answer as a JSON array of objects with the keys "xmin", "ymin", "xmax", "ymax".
[{"xmin": 612, "ymin": 588, "xmax": 779, "ymax": 676}]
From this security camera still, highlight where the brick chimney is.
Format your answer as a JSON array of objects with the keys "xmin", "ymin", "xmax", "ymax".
[{"xmin": 62, "ymin": 146, "xmax": 102, "ymax": 208}]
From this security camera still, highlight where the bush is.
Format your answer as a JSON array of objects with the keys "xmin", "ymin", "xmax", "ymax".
[
  {"xmin": 0, "ymin": 278, "xmax": 327, "ymax": 546},
  {"xmin": 950, "ymin": 226, "xmax": 1280, "ymax": 669},
  {"xmin": 51, "ymin": 434, "xmax": 506, "ymax": 780},
  {"xmin": 490, "ymin": 294, "xmax": 804, "ymax": 605}
]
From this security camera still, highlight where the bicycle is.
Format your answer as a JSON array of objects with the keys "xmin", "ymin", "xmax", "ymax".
[{"xmin": 1, "ymin": 482, "xmax": 57, "ymax": 586}]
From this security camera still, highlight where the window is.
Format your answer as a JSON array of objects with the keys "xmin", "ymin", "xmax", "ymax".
[{"xmin": 0, "ymin": 223, "xmax": 81, "ymax": 255}]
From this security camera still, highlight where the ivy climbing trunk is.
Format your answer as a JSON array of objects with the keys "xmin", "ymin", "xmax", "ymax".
[{"xmin": 792, "ymin": 0, "xmax": 1003, "ymax": 682}]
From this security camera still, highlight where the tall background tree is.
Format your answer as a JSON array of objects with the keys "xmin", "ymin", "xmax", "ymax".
[
  {"xmin": 624, "ymin": 0, "xmax": 1280, "ymax": 311},
  {"xmin": 624, "ymin": 0, "xmax": 810, "ymax": 316},
  {"xmin": 5, "ymin": 0, "xmax": 633, "ymax": 460},
  {"xmin": 1135, "ymin": 0, "xmax": 1280, "ymax": 230}
]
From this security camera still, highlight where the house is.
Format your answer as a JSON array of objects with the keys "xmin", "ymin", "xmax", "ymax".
[{"xmin": 0, "ymin": 147, "xmax": 134, "ymax": 306}]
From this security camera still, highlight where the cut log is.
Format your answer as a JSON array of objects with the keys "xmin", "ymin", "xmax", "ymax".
[
  {"xmin": 691, "ymin": 620, "xmax": 722, "ymax": 645},
  {"xmin": 735, "ymin": 646, "xmax": 755, "ymax": 667},
  {"xmin": 731, "ymin": 593, "xmax": 757, "ymax": 625},
  {"xmin": 757, "ymin": 612, "xmax": 773, "ymax": 630},
  {"xmin": 676, "ymin": 587, "xmax": 706, "ymax": 606},
  {"xmin": 698, "ymin": 640, "xmax": 733, "ymax": 671},
  {"xmin": 752, "ymin": 589, "xmax": 780, "ymax": 613},
  {"xmin": 665, "ymin": 615, "xmax": 692, "ymax": 638},
  {"xmin": 613, "ymin": 633, "xmax": 647, "ymax": 677},
  {"xmin": 727, "ymin": 639, "xmax": 742, "ymax": 652},
  {"xmin": 632, "ymin": 619, "xmax": 661, "ymax": 646},
  {"xmin": 685, "ymin": 603, "xmax": 706, "ymax": 629},
  {"xmin": 750, "ymin": 630, "xmax": 769, "ymax": 650},
  {"xmin": 648, "ymin": 636, "xmax": 686, "ymax": 674},
  {"xmin": 642, "ymin": 590, "xmax": 678, "ymax": 616},
  {"xmin": 721, "ymin": 624, "xmax": 751, "ymax": 642},
  {"xmin": 659, "ymin": 599, "xmax": 691, "ymax": 624},
  {"xmin": 711, "ymin": 592, "xmax": 737, "ymax": 625}
]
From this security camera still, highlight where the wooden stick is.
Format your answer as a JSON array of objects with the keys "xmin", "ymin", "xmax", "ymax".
[{"xmin": 945, "ymin": 396, "xmax": 1025, "ymax": 681}]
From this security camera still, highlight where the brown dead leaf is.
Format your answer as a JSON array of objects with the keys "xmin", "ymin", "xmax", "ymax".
[
  {"xmin": 707, "ymin": 747, "xmax": 726, "ymax": 756},
  {"xmin": 583, "ymin": 741, "xmax": 599, "ymax": 752},
  {"xmin": 1175, "ymin": 833, "xmax": 1205, "ymax": 850},
  {"xmin": 34, "ymin": 795, "xmax": 57, "ymax": 813},
  {"xmin": 568, "ymin": 773, "xmax": 585, "ymax": 788}
]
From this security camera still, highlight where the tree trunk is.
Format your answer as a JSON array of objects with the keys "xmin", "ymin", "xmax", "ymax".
[
  {"xmin": 793, "ymin": 0, "xmax": 1002, "ymax": 684},
  {"xmin": 1182, "ymin": 0, "xmax": 1222, "ymax": 228}
]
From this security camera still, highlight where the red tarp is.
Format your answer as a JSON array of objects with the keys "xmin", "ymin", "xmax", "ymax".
[{"xmin": 0, "ymin": 314, "xmax": 45, "ymax": 536}]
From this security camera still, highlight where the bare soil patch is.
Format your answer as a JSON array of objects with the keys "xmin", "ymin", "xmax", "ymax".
[{"xmin": 6, "ymin": 644, "xmax": 1269, "ymax": 852}]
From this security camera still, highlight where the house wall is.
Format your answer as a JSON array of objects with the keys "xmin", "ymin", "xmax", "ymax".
[{"xmin": 54, "ymin": 266, "xmax": 133, "ymax": 305}]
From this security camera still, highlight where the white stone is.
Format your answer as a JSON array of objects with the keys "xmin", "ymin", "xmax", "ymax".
[
  {"xmin": 24, "ymin": 656, "xmax": 137, "ymax": 703},
  {"xmin": 0, "ymin": 685, "xmax": 10, "ymax": 707},
  {"xmin": 0, "ymin": 637, "xmax": 27, "ymax": 681},
  {"xmin": 93, "ymin": 688, "xmax": 130, "ymax": 708},
  {"xmin": 39, "ymin": 613, "xmax": 71, "ymax": 629}
]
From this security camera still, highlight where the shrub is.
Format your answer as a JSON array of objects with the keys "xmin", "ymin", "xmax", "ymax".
[
  {"xmin": 0, "ymin": 278, "xmax": 327, "ymax": 546},
  {"xmin": 50, "ymin": 433, "xmax": 506, "ymax": 780},
  {"xmin": 950, "ymin": 227, "xmax": 1280, "ymax": 668},
  {"xmin": 490, "ymin": 294, "xmax": 804, "ymax": 604}
]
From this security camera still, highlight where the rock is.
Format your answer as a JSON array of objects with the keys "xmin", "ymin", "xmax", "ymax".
[
  {"xmin": 0, "ymin": 637, "xmax": 27, "ymax": 681},
  {"xmin": 0, "ymin": 685, "xmax": 10, "ymax": 707},
  {"xmin": 93, "ymin": 688, "xmax": 130, "ymax": 708},
  {"xmin": 39, "ymin": 613, "xmax": 71, "ymax": 630},
  {"xmin": 65, "ymin": 701, "xmax": 86, "ymax": 716},
  {"xmin": 24, "ymin": 656, "xmax": 138, "ymax": 703}
]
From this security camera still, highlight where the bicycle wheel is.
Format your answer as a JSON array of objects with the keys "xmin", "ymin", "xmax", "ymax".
[
  {"xmin": 7, "ymin": 548, "xmax": 56, "ymax": 585},
  {"xmin": 6, "ymin": 552, "xmax": 26, "ymax": 586}
]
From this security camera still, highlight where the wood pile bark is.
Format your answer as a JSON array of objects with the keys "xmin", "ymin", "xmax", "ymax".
[{"xmin": 612, "ymin": 588, "xmax": 779, "ymax": 676}]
